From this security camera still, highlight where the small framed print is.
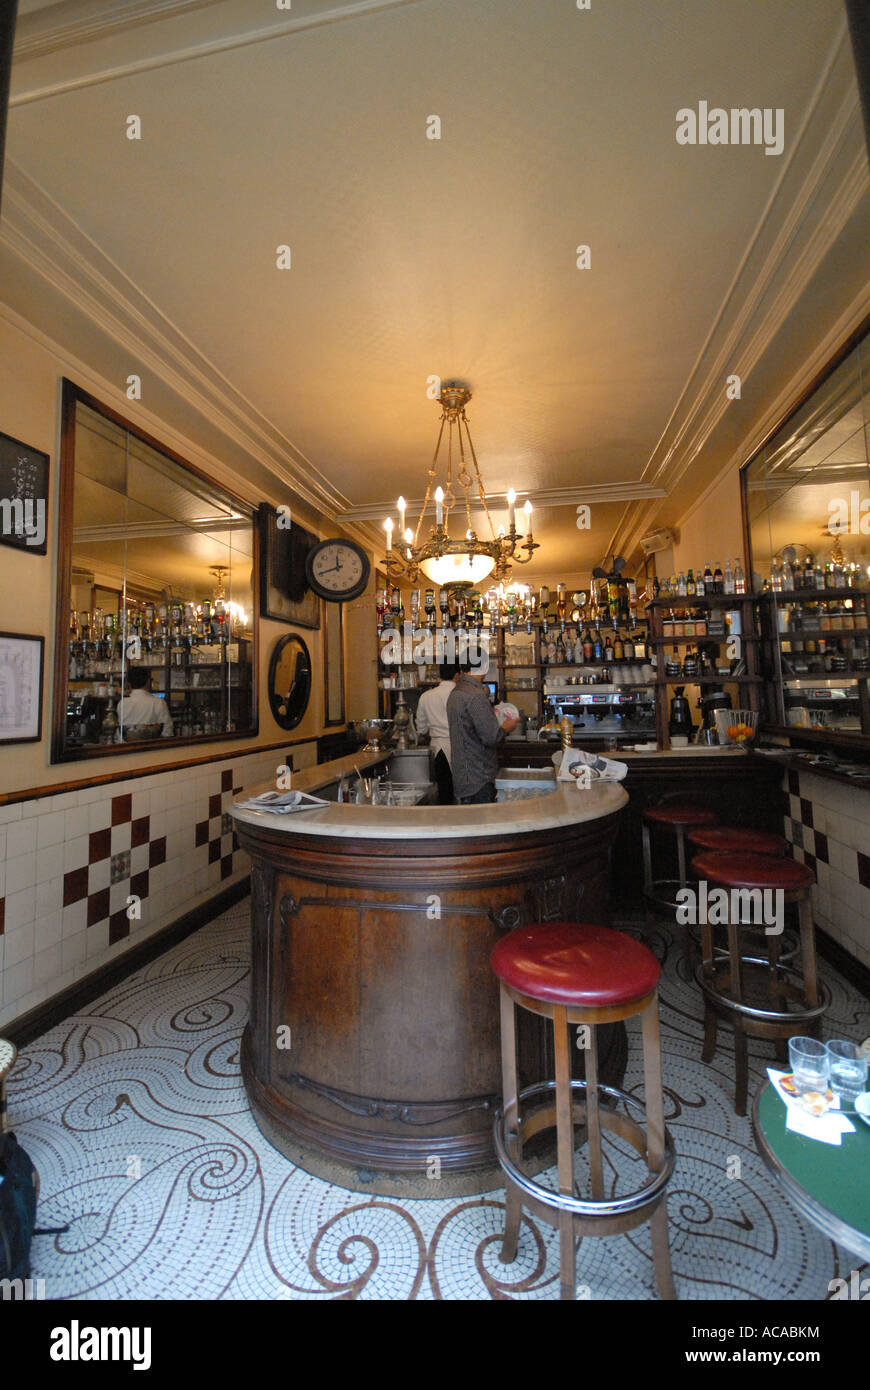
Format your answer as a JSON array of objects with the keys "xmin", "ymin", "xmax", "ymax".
[
  {"xmin": 0, "ymin": 430, "xmax": 49, "ymax": 555},
  {"xmin": 0, "ymin": 631, "xmax": 45, "ymax": 743},
  {"xmin": 258, "ymin": 505, "xmax": 320, "ymax": 628}
]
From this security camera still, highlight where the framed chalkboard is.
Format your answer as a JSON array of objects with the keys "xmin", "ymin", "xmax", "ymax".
[
  {"xmin": 258, "ymin": 505, "xmax": 320, "ymax": 628},
  {"xmin": 0, "ymin": 430, "xmax": 49, "ymax": 555}
]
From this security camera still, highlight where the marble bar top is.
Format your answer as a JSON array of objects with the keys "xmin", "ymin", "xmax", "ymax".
[{"xmin": 231, "ymin": 751, "xmax": 628, "ymax": 840}]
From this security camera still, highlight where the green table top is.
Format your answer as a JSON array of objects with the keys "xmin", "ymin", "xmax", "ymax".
[{"xmin": 753, "ymin": 1081, "xmax": 870, "ymax": 1261}]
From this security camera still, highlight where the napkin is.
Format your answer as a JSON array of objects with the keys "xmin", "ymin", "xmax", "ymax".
[
  {"xmin": 235, "ymin": 789, "xmax": 329, "ymax": 814},
  {"xmin": 767, "ymin": 1068, "xmax": 856, "ymax": 1145}
]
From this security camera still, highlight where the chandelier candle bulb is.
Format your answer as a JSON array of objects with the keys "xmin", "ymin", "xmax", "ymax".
[
  {"xmin": 384, "ymin": 517, "xmax": 393, "ymax": 552},
  {"xmin": 398, "ymin": 496, "xmax": 406, "ymax": 533},
  {"xmin": 524, "ymin": 499, "xmax": 533, "ymax": 537},
  {"xmin": 507, "ymin": 488, "xmax": 516, "ymax": 530},
  {"xmin": 435, "ymin": 486, "xmax": 444, "ymax": 526}
]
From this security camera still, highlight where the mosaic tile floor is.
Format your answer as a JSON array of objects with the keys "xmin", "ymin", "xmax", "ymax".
[{"xmin": 6, "ymin": 898, "xmax": 869, "ymax": 1301}]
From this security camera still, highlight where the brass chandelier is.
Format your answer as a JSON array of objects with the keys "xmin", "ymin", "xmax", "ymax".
[{"xmin": 381, "ymin": 383, "xmax": 538, "ymax": 587}]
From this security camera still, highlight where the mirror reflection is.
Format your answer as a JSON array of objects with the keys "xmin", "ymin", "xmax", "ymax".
[
  {"xmin": 268, "ymin": 635, "xmax": 311, "ymax": 730},
  {"xmin": 58, "ymin": 385, "xmax": 256, "ymax": 758}
]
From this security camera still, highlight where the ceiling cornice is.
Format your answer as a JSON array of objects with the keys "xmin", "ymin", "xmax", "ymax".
[
  {"xmin": 340, "ymin": 483, "xmax": 668, "ymax": 522},
  {"xmin": 604, "ymin": 22, "xmax": 870, "ymax": 566},
  {"xmin": 10, "ymin": 0, "xmax": 428, "ymax": 106},
  {"xmin": 0, "ymin": 161, "xmax": 356, "ymax": 523}
]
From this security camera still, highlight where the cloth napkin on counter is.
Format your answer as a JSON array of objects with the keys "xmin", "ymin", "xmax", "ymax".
[
  {"xmin": 557, "ymin": 749, "xmax": 628, "ymax": 783},
  {"xmin": 235, "ymin": 789, "xmax": 330, "ymax": 814},
  {"xmin": 767, "ymin": 1068, "xmax": 856, "ymax": 1145}
]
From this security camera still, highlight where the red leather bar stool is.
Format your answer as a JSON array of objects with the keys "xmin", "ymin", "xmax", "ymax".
[
  {"xmin": 642, "ymin": 800, "xmax": 719, "ymax": 911},
  {"xmin": 690, "ymin": 851, "xmax": 830, "ymax": 1116},
  {"xmin": 686, "ymin": 826, "xmax": 799, "ymax": 967},
  {"xmin": 687, "ymin": 826, "xmax": 790, "ymax": 858},
  {"xmin": 491, "ymin": 923, "xmax": 676, "ymax": 1301}
]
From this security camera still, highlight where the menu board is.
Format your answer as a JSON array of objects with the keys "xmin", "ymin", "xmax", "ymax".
[
  {"xmin": 0, "ymin": 632, "xmax": 44, "ymax": 742},
  {"xmin": 0, "ymin": 429, "xmax": 49, "ymax": 555}
]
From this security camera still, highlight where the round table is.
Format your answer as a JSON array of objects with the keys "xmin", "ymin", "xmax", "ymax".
[{"xmin": 752, "ymin": 1080, "xmax": 870, "ymax": 1262}]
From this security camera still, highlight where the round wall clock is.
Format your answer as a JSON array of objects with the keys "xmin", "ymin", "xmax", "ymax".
[{"xmin": 304, "ymin": 538, "xmax": 371, "ymax": 602}]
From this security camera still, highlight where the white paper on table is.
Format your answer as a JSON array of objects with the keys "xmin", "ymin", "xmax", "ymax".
[
  {"xmin": 767, "ymin": 1067, "xmax": 856, "ymax": 1145},
  {"xmin": 557, "ymin": 748, "xmax": 628, "ymax": 783}
]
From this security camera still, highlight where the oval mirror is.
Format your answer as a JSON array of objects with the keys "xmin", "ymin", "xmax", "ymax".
[{"xmin": 268, "ymin": 634, "xmax": 312, "ymax": 730}]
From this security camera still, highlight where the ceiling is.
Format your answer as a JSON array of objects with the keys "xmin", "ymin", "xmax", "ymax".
[{"xmin": 4, "ymin": 0, "xmax": 869, "ymax": 579}]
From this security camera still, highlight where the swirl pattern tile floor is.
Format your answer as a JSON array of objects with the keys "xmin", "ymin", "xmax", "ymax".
[{"xmin": 6, "ymin": 899, "xmax": 869, "ymax": 1300}]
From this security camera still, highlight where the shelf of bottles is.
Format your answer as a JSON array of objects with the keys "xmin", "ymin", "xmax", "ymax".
[
  {"xmin": 66, "ymin": 597, "xmax": 252, "ymax": 747},
  {"xmin": 757, "ymin": 576, "xmax": 870, "ymax": 735},
  {"xmin": 644, "ymin": 561, "xmax": 763, "ymax": 748},
  {"xmin": 375, "ymin": 577, "xmax": 653, "ymax": 727}
]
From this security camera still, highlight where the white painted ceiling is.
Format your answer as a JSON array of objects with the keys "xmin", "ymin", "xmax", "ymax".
[{"xmin": 4, "ymin": 0, "xmax": 869, "ymax": 577}]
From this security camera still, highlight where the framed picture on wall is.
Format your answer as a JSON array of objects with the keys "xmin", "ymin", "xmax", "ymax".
[
  {"xmin": 257, "ymin": 505, "xmax": 320, "ymax": 629},
  {"xmin": 0, "ymin": 430, "xmax": 49, "ymax": 556},
  {"xmin": 0, "ymin": 631, "xmax": 44, "ymax": 743}
]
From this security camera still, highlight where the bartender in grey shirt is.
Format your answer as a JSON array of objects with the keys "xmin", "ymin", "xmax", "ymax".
[{"xmin": 447, "ymin": 665, "xmax": 520, "ymax": 804}]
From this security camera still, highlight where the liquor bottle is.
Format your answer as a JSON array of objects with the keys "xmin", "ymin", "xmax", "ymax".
[
  {"xmin": 703, "ymin": 562, "xmax": 714, "ymax": 594},
  {"xmin": 622, "ymin": 633, "xmax": 634, "ymax": 661},
  {"xmin": 582, "ymin": 627, "xmax": 593, "ymax": 662},
  {"xmin": 803, "ymin": 554, "xmax": 814, "ymax": 588},
  {"xmin": 734, "ymin": 561, "xmax": 746, "ymax": 594},
  {"xmin": 574, "ymin": 631, "xmax": 584, "ymax": 663},
  {"xmin": 713, "ymin": 561, "xmax": 724, "ymax": 594},
  {"xmin": 556, "ymin": 583, "xmax": 567, "ymax": 625},
  {"xmin": 781, "ymin": 557, "xmax": 794, "ymax": 591},
  {"xmin": 613, "ymin": 633, "xmax": 624, "ymax": 662},
  {"xmin": 424, "ymin": 589, "xmax": 436, "ymax": 628},
  {"xmin": 677, "ymin": 571, "xmax": 687, "ymax": 597},
  {"xmin": 604, "ymin": 632, "xmax": 615, "ymax": 663},
  {"xmin": 665, "ymin": 647, "xmax": 681, "ymax": 677},
  {"xmin": 769, "ymin": 558, "xmax": 782, "ymax": 592},
  {"xmin": 652, "ymin": 576, "xmax": 660, "ymax": 600},
  {"xmin": 686, "ymin": 569, "xmax": 696, "ymax": 597},
  {"xmin": 723, "ymin": 559, "xmax": 734, "ymax": 595},
  {"xmin": 439, "ymin": 589, "xmax": 450, "ymax": 626},
  {"xmin": 682, "ymin": 646, "xmax": 698, "ymax": 678},
  {"xmin": 813, "ymin": 563, "xmax": 825, "ymax": 590},
  {"xmin": 556, "ymin": 632, "xmax": 566, "ymax": 663},
  {"xmin": 593, "ymin": 628, "xmax": 603, "ymax": 661}
]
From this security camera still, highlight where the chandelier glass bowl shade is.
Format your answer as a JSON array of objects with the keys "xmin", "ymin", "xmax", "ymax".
[{"xmin": 381, "ymin": 383, "xmax": 538, "ymax": 586}]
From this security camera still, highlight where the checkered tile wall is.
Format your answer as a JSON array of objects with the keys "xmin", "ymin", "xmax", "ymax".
[
  {"xmin": 783, "ymin": 766, "xmax": 870, "ymax": 973},
  {"xmin": 0, "ymin": 743, "xmax": 318, "ymax": 1028}
]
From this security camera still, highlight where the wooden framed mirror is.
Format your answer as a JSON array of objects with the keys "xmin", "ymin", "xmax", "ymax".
[{"xmin": 268, "ymin": 634, "xmax": 312, "ymax": 730}]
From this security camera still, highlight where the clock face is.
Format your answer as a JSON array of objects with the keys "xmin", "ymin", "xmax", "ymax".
[{"xmin": 305, "ymin": 539, "xmax": 371, "ymax": 601}]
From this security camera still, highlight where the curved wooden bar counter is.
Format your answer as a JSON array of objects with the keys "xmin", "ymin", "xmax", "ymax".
[{"xmin": 232, "ymin": 762, "xmax": 627, "ymax": 1195}]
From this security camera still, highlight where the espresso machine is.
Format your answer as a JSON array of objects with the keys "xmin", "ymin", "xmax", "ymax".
[
  {"xmin": 697, "ymin": 689, "xmax": 732, "ymax": 744},
  {"xmin": 542, "ymin": 682, "xmax": 656, "ymax": 742}
]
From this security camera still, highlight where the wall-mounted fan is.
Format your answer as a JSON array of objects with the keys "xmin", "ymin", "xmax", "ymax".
[{"xmin": 592, "ymin": 554, "xmax": 626, "ymax": 580}]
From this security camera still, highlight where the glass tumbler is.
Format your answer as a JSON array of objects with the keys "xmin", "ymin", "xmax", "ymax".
[
  {"xmin": 826, "ymin": 1040, "xmax": 868, "ymax": 1108},
  {"xmin": 788, "ymin": 1036, "xmax": 829, "ymax": 1095}
]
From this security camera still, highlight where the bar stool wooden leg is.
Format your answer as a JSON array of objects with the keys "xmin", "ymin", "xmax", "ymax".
[
  {"xmin": 700, "ymin": 918, "xmax": 718, "ymax": 1062},
  {"xmin": 798, "ymin": 895, "xmax": 818, "ymax": 1007},
  {"xmin": 642, "ymin": 821, "xmax": 653, "ymax": 897},
  {"xmin": 641, "ymin": 994, "xmax": 676, "ymax": 1300},
  {"xmin": 498, "ymin": 985, "xmax": 522, "ymax": 1265},
  {"xmin": 675, "ymin": 826, "xmax": 688, "ymax": 890},
  {"xmin": 726, "ymin": 918, "xmax": 750, "ymax": 1116},
  {"xmin": 553, "ymin": 1005, "xmax": 577, "ymax": 1300}
]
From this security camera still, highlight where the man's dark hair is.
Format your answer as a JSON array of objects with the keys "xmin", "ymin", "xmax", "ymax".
[
  {"xmin": 439, "ymin": 661, "xmax": 460, "ymax": 680},
  {"xmin": 127, "ymin": 667, "xmax": 150, "ymax": 690}
]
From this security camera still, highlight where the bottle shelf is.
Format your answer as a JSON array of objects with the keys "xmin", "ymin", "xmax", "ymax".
[
  {"xmin": 647, "ymin": 592, "xmax": 759, "ymax": 608},
  {"xmin": 648, "ymin": 635, "xmax": 759, "ymax": 646},
  {"xmin": 655, "ymin": 675, "xmax": 763, "ymax": 686},
  {"xmin": 760, "ymin": 587, "xmax": 869, "ymax": 602}
]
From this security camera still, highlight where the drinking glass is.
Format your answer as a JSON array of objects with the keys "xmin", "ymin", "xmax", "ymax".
[
  {"xmin": 788, "ymin": 1036, "xmax": 829, "ymax": 1094},
  {"xmin": 826, "ymin": 1039, "xmax": 868, "ymax": 1108}
]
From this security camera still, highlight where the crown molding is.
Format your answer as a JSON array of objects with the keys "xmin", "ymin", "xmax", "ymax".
[
  {"xmin": 10, "ymin": 0, "xmax": 428, "ymax": 106},
  {"xmin": 0, "ymin": 161, "xmax": 355, "ymax": 522},
  {"xmin": 339, "ymin": 482, "xmax": 667, "ymax": 523}
]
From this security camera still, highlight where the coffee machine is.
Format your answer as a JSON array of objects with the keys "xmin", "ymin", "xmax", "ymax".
[
  {"xmin": 697, "ymin": 689, "xmax": 733, "ymax": 744},
  {"xmin": 668, "ymin": 686, "xmax": 694, "ymax": 743}
]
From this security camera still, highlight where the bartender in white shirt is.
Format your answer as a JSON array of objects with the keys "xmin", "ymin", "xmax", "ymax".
[
  {"xmin": 415, "ymin": 662, "xmax": 459, "ymax": 803},
  {"xmin": 117, "ymin": 667, "xmax": 174, "ymax": 737}
]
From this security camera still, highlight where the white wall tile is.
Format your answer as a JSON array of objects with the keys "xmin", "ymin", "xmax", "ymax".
[
  {"xmin": 130, "ymin": 844, "xmax": 149, "ymax": 874},
  {"xmin": 4, "ymin": 927, "xmax": 34, "ymax": 968},
  {"xmin": 149, "ymin": 786, "xmax": 167, "ymax": 815},
  {"xmin": 64, "ymin": 835, "xmax": 89, "ymax": 871},
  {"xmin": 829, "ymin": 841, "xmax": 857, "ymax": 878},
  {"xmin": 132, "ymin": 789, "xmax": 150, "ymax": 819},
  {"xmin": 34, "ymin": 943, "xmax": 63, "ymax": 986},
  {"xmin": 88, "ymin": 860, "xmax": 111, "ymax": 893},
  {"xmin": 64, "ymin": 807, "xmax": 86, "ymax": 840},
  {"xmin": 35, "ymin": 876, "xmax": 62, "ymax": 917},
  {"xmin": 5, "ymin": 887, "xmax": 35, "ymax": 930},
  {"xmin": 61, "ymin": 900, "xmax": 87, "ymax": 938},
  {"xmin": 0, "ymin": 804, "xmax": 23, "ymax": 826},
  {"xmin": 36, "ymin": 842, "xmax": 65, "ymax": 884},
  {"xmin": 52, "ymin": 792, "xmax": 79, "ymax": 813},
  {"xmin": 88, "ymin": 799, "xmax": 112, "ymax": 833},
  {"xmin": 34, "ymin": 911, "xmax": 63, "ymax": 951},
  {"xmin": 6, "ymin": 818, "xmax": 38, "ymax": 857},
  {"xmin": 110, "ymin": 881, "xmax": 131, "ymax": 913},
  {"xmin": 87, "ymin": 921, "xmax": 110, "ymax": 958},
  {"xmin": 61, "ymin": 934, "xmax": 86, "ymax": 972},
  {"xmin": 6, "ymin": 852, "xmax": 36, "ymax": 894},
  {"xmin": 2, "ymin": 957, "xmax": 34, "ymax": 1006},
  {"xmin": 36, "ymin": 810, "xmax": 66, "ymax": 849},
  {"xmin": 111, "ymin": 823, "xmax": 131, "ymax": 853},
  {"xmin": 76, "ymin": 785, "xmax": 105, "ymax": 806}
]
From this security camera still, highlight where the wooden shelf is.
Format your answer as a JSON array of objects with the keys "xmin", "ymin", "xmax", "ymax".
[
  {"xmin": 649, "ymin": 635, "xmax": 759, "ymax": 646},
  {"xmin": 782, "ymin": 670, "xmax": 870, "ymax": 681},
  {"xmin": 759, "ymin": 587, "xmax": 869, "ymax": 602},
  {"xmin": 655, "ymin": 675, "xmax": 763, "ymax": 686},
  {"xmin": 646, "ymin": 592, "xmax": 760, "ymax": 608}
]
